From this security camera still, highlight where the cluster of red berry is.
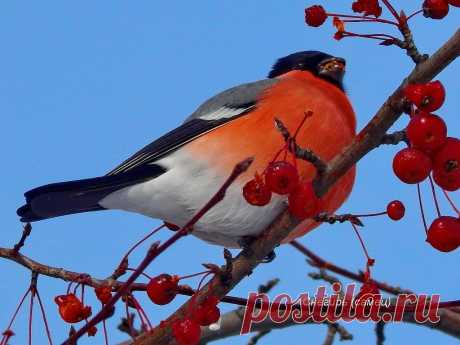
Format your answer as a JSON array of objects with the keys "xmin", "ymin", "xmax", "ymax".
[
  {"xmin": 242, "ymin": 113, "xmax": 321, "ymax": 220},
  {"xmin": 54, "ymin": 293, "xmax": 92, "ymax": 324},
  {"xmin": 146, "ymin": 274, "xmax": 220, "ymax": 345},
  {"xmin": 423, "ymin": 0, "xmax": 460, "ymax": 19},
  {"xmin": 243, "ymin": 159, "xmax": 320, "ymax": 220},
  {"xmin": 392, "ymin": 80, "xmax": 460, "ymax": 252},
  {"xmin": 95, "ymin": 285, "xmax": 112, "ymax": 305},
  {"xmin": 171, "ymin": 296, "xmax": 220, "ymax": 345},
  {"xmin": 305, "ymin": 0, "xmax": 459, "ymax": 45}
]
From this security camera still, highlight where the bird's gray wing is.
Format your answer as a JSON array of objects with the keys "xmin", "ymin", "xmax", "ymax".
[{"xmin": 107, "ymin": 78, "xmax": 278, "ymax": 175}]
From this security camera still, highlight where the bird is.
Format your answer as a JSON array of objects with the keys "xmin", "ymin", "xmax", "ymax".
[{"xmin": 17, "ymin": 51, "xmax": 356, "ymax": 249}]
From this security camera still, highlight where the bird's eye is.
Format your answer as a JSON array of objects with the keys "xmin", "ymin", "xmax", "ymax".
[{"xmin": 321, "ymin": 60, "xmax": 345, "ymax": 72}]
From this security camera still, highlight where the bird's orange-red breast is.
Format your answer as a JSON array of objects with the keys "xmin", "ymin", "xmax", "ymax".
[{"xmin": 186, "ymin": 70, "xmax": 356, "ymax": 241}]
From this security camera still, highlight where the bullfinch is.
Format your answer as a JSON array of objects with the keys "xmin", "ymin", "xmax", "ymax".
[{"xmin": 17, "ymin": 51, "xmax": 356, "ymax": 248}]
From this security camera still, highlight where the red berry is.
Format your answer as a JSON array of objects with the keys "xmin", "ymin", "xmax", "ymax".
[
  {"xmin": 447, "ymin": 0, "xmax": 460, "ymax": 7},
  {"xmin": 404, "ymin": 81, "xmax": 446, "ymax": 112},
  {"xmin": 351, "ymin": 0, "xmax": 382, "ymax": 17},
  {"xmin": 87, "ymin": 326, "xmax": 98, "ymax": 337},
  {"xmin": 392, "ymin": 148, "xmax": 432, "ymax": 184},
  {"xmin": 305, "ymin": 5, "xmax": 327, "ymax": 27},
  {"xmin": 172, "ymin": 318, "xmax": 201, "ymax": 345},
  {"xmin": 356, "ymin": 280, "xmax": 380, "ymax": 300},
  {"xmin": 426, "ymin": 216, "xmax": 460, "ymax": 252},
  {"xmin": 146, "ymin": 274, "xmax": 179, "ymax": 305},
  {"xmin": 423, "ymin": 0, "xmax": 450, "ymax": 19},
  {"xmin": 54, "ymin": 294, "xmax": 92, "ymax": 323},
  {"xmin": 95, "ymin": 286, "xmax": 112, "ymax": 305},
  {"xmin": 265, "ymin": 161, "xmax": 299, "ymax": 195},
  {"xmin": 288, "ymin": 182, "xmax": 319, "ymax": 220},
  {"xmin": 193, "ymin": 296, "xmax": 220, "ymax": 326},
  {"xmin": 387, "ymin": 200, "xmax": 405, "ymax": 221},
  {"xmin": 432, "ymin": 137, "xmax": 460, "ymax": 191},
  {"xmin": 242, "ymin": 175, "xmax": 272, "ymax": 206},
  {"xmin": 406, "ymin": 113, "xmax": 447, "ymax": 153}
]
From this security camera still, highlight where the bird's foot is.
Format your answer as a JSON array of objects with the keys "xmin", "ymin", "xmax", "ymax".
[
  {"xmin": 261, "ymin": 250, "xmax": 276, "ymax": 263},
  {"xmin": 237, "ymin": 236, "xmax": 277, "ymax": 263}
]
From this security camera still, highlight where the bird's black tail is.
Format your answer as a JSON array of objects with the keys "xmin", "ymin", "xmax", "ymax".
[{"xmin": 17, "ymin": 165, "xmax": 166, "ymax": 222}]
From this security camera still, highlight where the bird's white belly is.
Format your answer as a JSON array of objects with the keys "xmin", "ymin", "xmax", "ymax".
[{"xmin": 99, "ymin": 150, "xmax": 285, "ymax": 247}]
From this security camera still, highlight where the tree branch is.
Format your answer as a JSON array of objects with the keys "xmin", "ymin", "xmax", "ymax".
[{"xmin": 125, "ymin": 28, "xmax": 460, "ymax": 345}]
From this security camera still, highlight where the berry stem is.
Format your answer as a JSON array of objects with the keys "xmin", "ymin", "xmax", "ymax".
[
  {"xmin": 28, "ymin": 287, "xmax": 34, "ymax": 345},
  {"xmin": 428, "ymin": 176, "xmax": 442, "ymax": 218},
  {"xmin": 102, "ymin": 319, "xmax": 109, "ymax": 345},
  {"xmin": 35, "ymin": 289, "xmax": 53, "ymax": 345},
  {"xmin": 2, "ymin": 287, "xmax": 31, "ymax": 339},
  {"xmin": 406, "ymin": 9, "xmax": 423, "ymax": 21},
  {"xmin": 124, "ymin": 299, "xmax": 135, "ymax": 339},
  {"xmin": 350, "ymin": 222, "xmax": 373, "ymax": 264},
  {"xmin": 125, "ymin": 268, "xmax": 152, "ymax": 280},
  {"xmin": 442, "ymin": 190, "xmax": 460, "ymax": 216},
  {"xmin": 353, "ymin": 211, "xmax": 387, "ymax": 218},
  {"xmin": 417, "ymin": 184, "xmax": 429, "ymax": 235},
  {"xmin": 118, "ymin": 223, "xmax": 166, "ymax": 270},
  {"xmin": 131, "ymin": 295, "xmax": 153, "ymax": 330},
  {"xmin": 341, "ymin": 31, "xmax": 399, "ymax": 41},
  {"xmin": 178, "ymin": 270, "xmax": 211, "ymax": 281},
  {"xmin": 326, "ymin": 12, "xmax": 399, "ymax": 25},
  {"xmin": 380, "ymin": 0, "xmax": 400, "ymax": 21}
]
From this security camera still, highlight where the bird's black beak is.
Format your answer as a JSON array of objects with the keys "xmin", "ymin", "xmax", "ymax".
[{"xmin": 318, "ymin": 57, "xmax": 346, "ymax": 85}]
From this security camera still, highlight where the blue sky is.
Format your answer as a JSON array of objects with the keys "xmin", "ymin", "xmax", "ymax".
[{"xmin": 1, "ymin": 1, "xmax": 459, "ymax": 344}]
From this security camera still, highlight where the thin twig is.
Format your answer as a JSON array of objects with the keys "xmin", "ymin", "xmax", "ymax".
[
  {"xmin": 375, "ymin": 321, "xmax": 386, "ymax": 345},
  {"xmin": 12, "ymin": 223, "xmax": 32, "ymax": 254},
  {"xmin": 274, "ymin": 116, "xmax": 327, "ymax": 175}
]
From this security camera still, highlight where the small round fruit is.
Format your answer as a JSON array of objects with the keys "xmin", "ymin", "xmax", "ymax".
[
  {"xmin": 194, "ymin": 304, "xmax": 220, "ymax": 326},
  {"xmin": 406, "ymin": 113, "xmax": 447, "ymax": 152},
  {"xmin": 172, "ymin": 318, "xmax": 201, "ymax": 345},
  {"xmin": 242, "ymin": 177, "xmax": 272, "ymax": 206},
  {"xmin": 265, "ymin": 161, "xmax": 299, "ymax": 195},
  {"xmin": 54, "ymin": 294, "xmax": 92, "ymax": 323},
  {"xmin": 94, "ymin": 286, "xmax": 112, "ymax": 305},
  {"xmin": 423, "ymin": 0, "xmax": 450, "ymax": 19},
  {"xmin": 392, "ymin": 148, "xmax": 432, "ymax": 184},
  {"xmin": 387, "ymin": 200, "xmax": 405, "ymax": 221},
  {"xmin": 404, "ymin": 80, "xmax": 446, "ymax": 112},
  {"xmin": 426, "ymin": 216, "xmax": 460, "ymax": 252},
  {"xmin": 432, "ymin": 137, "xmax": 460, "ymax": 191},
  {"xmin": 305, "ymin": 5, "xmax": 327, "ymax": 27},
  {"xmin": 146, "ymin": 274, "xmax": 178, "ymax": 305},
  {"xmin": 288, "ymin": 182, "xmax": 319, "ymax": 220}
]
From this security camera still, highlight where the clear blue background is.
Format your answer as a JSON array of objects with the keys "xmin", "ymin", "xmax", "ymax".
[{"xmin": 1, "ymin": 1, "xmax": 459, "ymax": 344}]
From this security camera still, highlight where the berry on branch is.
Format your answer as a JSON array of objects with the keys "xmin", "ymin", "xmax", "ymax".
[
  {"xmin": 406, "ymin": 112, "xmax": 447, "ymax": 153},
  {"xmin": 243, "ymin": 173, "xmax": 272, "ymax": 206},
  {"xmin": 392, "ymin": 148, "xmax": 432, "ymax": 184},
  {"xmin": 192, "ymin": 296, "xmax": 221, "ymax": 326},
  {"xmin": 172, "ymin": 318, "xmax": 201, "ymax": 345},
  {"xmin": 387, "ymin": 200, "xmax": 405, "ymax": 221},
  {"xmin": 54, "ymin": 294, "xmax": 92, "ymax": 324},
  {"xmin": 146, "ymin": 274, "xmax": 179, "ymax": 305},
  {"xmin": 265, "ymin": 161, "xmax": 299, "ymax": 195},
  {"xmin": 94, "ymin": 285, "xmax": 112, "ymax": 305},
  {"xmin": 423, "ymin": 0, "xmax": 450, "ymax": 19},
  {"xmin": 304, "ymin": 5, "xmax": 327, "ymax": 27},
  {"xmin": 288, "ymin": 181, "xmax": 319, "ymax": 220},
  {"xmin": 426, "ymin": 216, "xmax": 460, "ymax": 252},
  {"xmin": 351, "ymin": 0, "xmax": 383, "ymax": 17},
  {"xmin": 404, "ymin": 81, "xmax": 446, "ymax": 112},
  {"xmin": 432, "ymin": 137, "xmax": 460, "ymax": 191}
]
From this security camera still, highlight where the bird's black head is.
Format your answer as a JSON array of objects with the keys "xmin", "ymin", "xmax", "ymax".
[{"xmin": 268, "ymin": 51, "xmax": 346, "ymax": 90}]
